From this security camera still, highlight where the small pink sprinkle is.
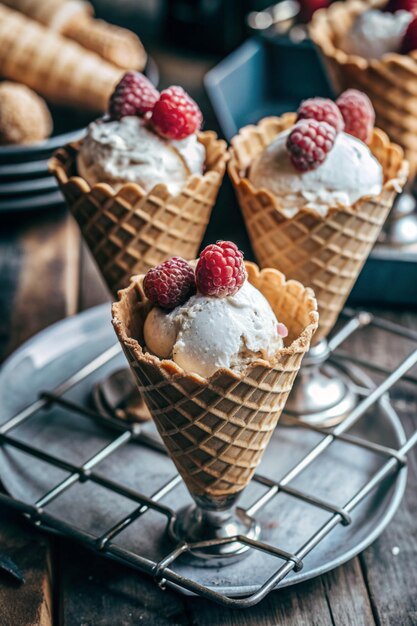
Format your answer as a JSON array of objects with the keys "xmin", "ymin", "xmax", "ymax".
[{"xmin": 277, "ymin": 323, "xmax": 288, "ymax": 338}]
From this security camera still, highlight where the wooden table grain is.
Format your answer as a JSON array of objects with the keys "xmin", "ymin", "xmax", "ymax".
[{"xmin": 0, "ymin": 49, "xmax": 416, "ymax": 626}]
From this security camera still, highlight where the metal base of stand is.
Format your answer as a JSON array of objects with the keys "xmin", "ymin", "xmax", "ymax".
[
  {"xmin": 169, "ymin": 498, "xmax": 260, "ymax": 566},
  {"xmin": 282, "ymin": 341, "xmax": 358, "ymax": 428},
  {"xmin": 379, "ymin": 192, "xmax": 417, "ymax": 248}
]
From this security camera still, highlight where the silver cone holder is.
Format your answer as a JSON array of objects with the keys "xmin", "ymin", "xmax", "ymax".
[
  {"xmin": 169, "ymin": 494, "xmax": 260, "ymax": 566},
  {"xmin": 378, "ymin": 183, "xmax": 417, "ymax": 248},
  {"xmin": 282, "ymin": 313, "xmax": 372, "ymax": 427}
]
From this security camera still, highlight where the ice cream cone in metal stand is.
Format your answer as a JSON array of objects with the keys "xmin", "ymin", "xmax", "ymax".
[
  {"xmin": 228, "ymin": 114, "xmax": 408, "ymax": 346},
  {"xmin": 310, "ymin": 0, "xmax": 417, "ymax": 177},
  {"xmin": 49, "ymin": 132, "xmax": 228, "ymax": 297},
  {"xmin": 112, "ymin": 262, "xmax": 318, "ymax": 558},
  {"xmin": 0, "ymin": 5, "xmax": 124, "ymax": 111}
]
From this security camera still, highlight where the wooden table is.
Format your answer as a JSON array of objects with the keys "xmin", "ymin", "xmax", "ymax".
[{"xmin": 1, "ymin": 49, "xmax": 417, "ymax": 626}]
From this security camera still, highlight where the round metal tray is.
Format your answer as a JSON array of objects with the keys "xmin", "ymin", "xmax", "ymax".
[{"xmin": 0, "ymin": 304, "xmax": 407, "ymax": 597}]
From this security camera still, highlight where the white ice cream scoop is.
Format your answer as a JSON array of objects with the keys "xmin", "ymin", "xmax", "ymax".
[
  {"xmin": 143, "ymin": 280, "xmax": 285, "ymax": 378},
  {"xmin": 340, "ymin": 9, "xmax": 413, "ymax": 60},
  {"xmin": 77, "ymin": 116, "xmax": 206, "ymax": 195},
  {"xmin": 249, "ymin": 128, "xmax": 383, "ymax": 217}
]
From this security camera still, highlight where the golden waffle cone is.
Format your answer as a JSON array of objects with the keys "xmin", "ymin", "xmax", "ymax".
[
  {"xmin": 228, "ymin": 114, "xmax": 408, "ymax": 345},
  {"xmin": 49, "ymin": 132, "xmax": 228, "ymax": 296},
  {"xmin": 310, "ymin": 0, "xmax": 417, "ymax": 176},
  {"xmin": 112, "ymin": 262, "xmax": 318, "ymax": 499},
  {"xmin": 0, "ymin": 5, "xmax": 124, "ymax": 111}
]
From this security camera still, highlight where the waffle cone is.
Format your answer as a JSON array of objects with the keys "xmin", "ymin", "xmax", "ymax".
[
  {"xmin": 0, "ymin": 5, "xmax": 124, "ymax": 111},
  {"xmin": 112, "ymin": 262, "xmax": 318, "ymax": 499},
  {"xmin": 49, "ymin": 132, "xmax": 228, "ymax": 296},
  {"xmin": 310, "ymin": 0, "xmax": 417, "ymax": 176},
  {"xmin": 228, "ymin": 114, "xmax": 408, "ymax": 345}
]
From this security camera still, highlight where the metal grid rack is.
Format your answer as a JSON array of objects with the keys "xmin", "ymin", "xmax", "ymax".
[{"xmin": 0, "ymin": 308, "xmax": 417, "ymax": 609}]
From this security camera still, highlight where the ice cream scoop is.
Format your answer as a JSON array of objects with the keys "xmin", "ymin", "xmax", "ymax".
[
  {"xmin": 0, "ymin": 82, "xmax": 52, "ymax": 145},
  {"xmin": 77, "ymin": 116, "xmax": 206, "ymax": 195},
  {"xmin": 340, "ymin": 9, "xmax": 413, "ymax": 60},
  {"xmin": 144, "ymin": 280, "xmax": 285, "ymax": 378},
  {"xmin": 249, "ymin": 128, "xmax": 383, "ymax": 217}
]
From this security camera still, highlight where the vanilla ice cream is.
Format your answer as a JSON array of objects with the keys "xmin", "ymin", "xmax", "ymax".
[
  {"xmin": 340, "ymin": 9, "xmax": 413, "ymax": 60},
  {"xmin": 143, "ymin": 280, "xmax": 285, "ymax": 378},
  {"xmin": 249, "ymin": 128, "xmax": 383, "ymax": 217},
  {"xmin": 77, "ymin": 116, "xmax": 206, "ymax": 195}
]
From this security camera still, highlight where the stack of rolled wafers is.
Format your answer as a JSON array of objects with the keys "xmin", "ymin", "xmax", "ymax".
[
  {"xmin": 228, "ymin": 114, "xmax": 408, "ymax": 345},
  {"xmin": 310, "ymin": 0, "xmax": 417, "ymax": 177},
  {"xmin": 0, "ymin": 1, "xmax": 147, "ymax": 113},
  {"xmin": 1, "ymin": 0, "xmax": 146, "ymax": 70},
  {"xmin": 112, "ymin": 262, "xmax": 319, "ymax": 499}
]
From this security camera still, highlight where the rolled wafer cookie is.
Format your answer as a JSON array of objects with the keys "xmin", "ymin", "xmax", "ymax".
[
  {"xmin": 0, "ymin": 5, "xmax": 124, "ymax": 111},
  {"xmin": 2, "ymin": 0, "xmax": 147, "ymax": 70}
]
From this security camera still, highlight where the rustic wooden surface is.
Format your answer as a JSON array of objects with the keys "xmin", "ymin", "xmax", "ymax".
[{"xmin": 0, "ymin": 48, "xmax": 417, "ymax": 626}]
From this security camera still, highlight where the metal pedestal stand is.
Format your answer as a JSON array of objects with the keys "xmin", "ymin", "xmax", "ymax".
[
  {"xmin": 283, "ymin": 313, "xmax": 372, "ymax": 427},
  {"xmin": 379, "ymin": 187, "xmax": 417, "ymax": 248},
  {"xmin": 170, "ymin": 494, "xmax": 260, "ymax": 565}
]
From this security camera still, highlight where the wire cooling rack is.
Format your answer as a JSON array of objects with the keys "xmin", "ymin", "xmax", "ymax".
[{"xmin": 0, "ymin": 308, "xmax": 416, "ymax": 609}]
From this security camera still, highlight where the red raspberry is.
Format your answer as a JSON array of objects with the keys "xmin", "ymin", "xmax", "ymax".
[
  {"xmin": 286, "ymin": 120, "xmax": 336, "ymax": 172},
  {"xmin": 195, "ymin": 241, "xmax": 246, "ymax": 298},
  {"xmin": 109, "ymin": 72, "xmax": 159, "ymax": 120},
  {"xmin": 143, "ymin": 257, "xmax": 195, "ymax": 310},
  {"xmin": 336, "ymin": 89, "xmax": 375, "ymax": 143},
  {"xmin": 385, "ymin": 0, "xmax": 417, "ymax": 14},
  {"xmin": 299, "ymin": 0, "xmax": 330, "ymax": 22},
  {"xmin": 151, "ymin": 86, "xmax": 203, "ymax": 140},
  {"xmin": 297, "ymin": 97, "xmax": 344, "ymax": 133},
  {"xmin": 401, "ymin": 16, "xmax": 417, "ymax": 53}
]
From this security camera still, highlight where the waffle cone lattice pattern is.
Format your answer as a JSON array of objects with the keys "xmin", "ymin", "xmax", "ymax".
[
  {"xmin": 112, "ymin": 262, "xmax": 318, "ymax": 499},
  {"xmin": 310, "ymin": 0, "xmax": 417, "ymax": 176},
  {"xmin": 49, "ymin": 132, "xmax": 228, "ymax": 296},
  {"xmin": 229, "ymin": 115, "xmax": 407, "ymax": 345}
]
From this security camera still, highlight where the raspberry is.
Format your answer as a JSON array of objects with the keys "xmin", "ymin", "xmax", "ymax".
[
  {"xmin": 286, "ymin": 120, "xmax": 336, "ymax": 172},
  {"xmin": 151, "ymin": 86, "xmax": 203, "ymax": 140},
  {"xmin": 299, "ymin": 0, "xmax": 330, "ymax": 22},
  {"xmin": 143, "ymin": 257, "xmax": 195, "ymax": 310},
  {"xmin": 401, "ymin": 15, "xmax": 417, "ymax": 53},
  {"xmin": 195, "ymin": 241, "xmax": 246, "ymax": 298},
  {"xmin": 297, "ymin": 97, "xmax": 344, "ymax": 133},
  {"xmin": 385, "ymin": 0, "xmax": 417, "ymax": 14},
  {"xmin": 336, "ymin": 89, "xmax": 375, "ymax": 143},
  {"xmin": 109, "ymin": 72, "xmax": 159, "ymax": 120}
]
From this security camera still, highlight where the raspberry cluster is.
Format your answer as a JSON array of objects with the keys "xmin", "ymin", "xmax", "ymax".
[
  {"xmin": 287, "ymin": 90, "xmax": 376, "ymax": 171},
  {"xmin": 143, "ymin": 241, "xmax": 246, "ymax": 309},
  {"xmin": 108, "ymin": 72, "xmax": 202, "ymax": 140}
]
